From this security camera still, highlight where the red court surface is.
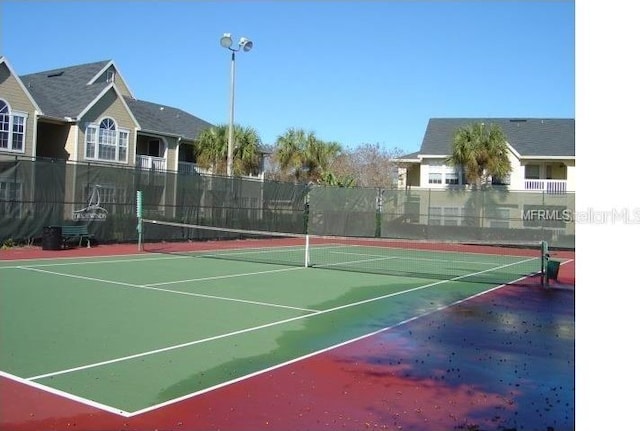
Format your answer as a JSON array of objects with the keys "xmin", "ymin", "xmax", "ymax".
[{"xmin": 1, "ymin": 244, "xmax": 575, "ymax": 431}]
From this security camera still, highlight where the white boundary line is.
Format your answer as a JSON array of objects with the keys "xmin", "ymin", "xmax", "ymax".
[
  {"xmin": 0, "ymin": 254, "xmax": 192, "ymax": 269},
  {"xmin": 0, "ymin": 370, "xmax": 128, "ymax": 416},
  {"xmin": 18, "ymin": 266, "xmax": 319, "ymax": 313},
  {"xmin": 144, "ymin": 266, "xmax": 305, "ymax": 287},
  {"xmin": 2, "ymin": 256, "xmax": 538, "ymax": 416},
  {"xmin": 328, "ymin": 250, "xmax": 504, "ymax": 266},
  {"xmin": 0, "ymin": 251, "xmax": 148, "ymax": 265}
]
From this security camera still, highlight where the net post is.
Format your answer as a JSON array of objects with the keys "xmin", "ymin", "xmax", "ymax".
[
  {"xmin": 136, "ymin": 190, "xmax": 143, "ymax": 251},
  {"xmin": 304, "ymin": 234, "xmax": 310, "ymax": 267},
  {"xmin": 540, "ymin": 240, "xmax": 549, "ymax": 287}
]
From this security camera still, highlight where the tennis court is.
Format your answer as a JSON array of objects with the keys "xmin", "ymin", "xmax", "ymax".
[{"xmin": 1, "ymin": 229, "xmax": 574, "ymax": 430}]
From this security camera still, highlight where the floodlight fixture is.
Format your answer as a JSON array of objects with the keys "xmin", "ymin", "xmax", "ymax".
[
  {"xmin": 220, "ymin": 33, "xmax": 232, "ymax": 49},
  {"xmin": 220, "ymin": 33, "xmax": 253, "ymax": 176},
  {"xmin": 239, "ymin": 37, "xmax": 253, "ymax": 52}
]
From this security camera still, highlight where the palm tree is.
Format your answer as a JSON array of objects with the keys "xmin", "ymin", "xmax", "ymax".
[
  {"xmin": 306, "ymin": 139, "xmax": 342, "ymax": 182},
  {"xmin": 194, "ymin": 125, "xmax": 263, "ymax": 176},
  {"xmin": 274, "ymin": 128, "xmax": 307, "ymax": 182},
  {"xmin": 319, "ymin": 171, "xmax": 355, "ymax": 187},
  {"xmin": 274, "ymin": 128, "xmax": 342, "ymax": 183},
  {"xmin": 445, "ymin": 122, "xmax": 512, "ymax": 187},
  {"xmin": 232, "ymin": 126, "xmax": 262, "ymax": 176},
  {"xmin": 194, "ymin": 125, "xmax": 227, "ymax": 174},
  {"xmin": 445, "ymin": 122, "xmax": 512, "ymax": 228}
]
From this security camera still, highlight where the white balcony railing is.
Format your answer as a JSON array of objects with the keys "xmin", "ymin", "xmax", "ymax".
[
  {"xmin": 524, "ymin": 179, "xmax": 567, "ymax": 194},
  {"xmin": 178, "ymin": 161, "xmax": 209, "ymax": 175},
  {"xmin": 136, "ymin": 155, "xmax": 166, "ymax": 172}
]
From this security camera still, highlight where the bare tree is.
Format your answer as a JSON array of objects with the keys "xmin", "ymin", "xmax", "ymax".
[{"xmin": 330, "ymin": 143, "xmax": 402, "ymax": 188}]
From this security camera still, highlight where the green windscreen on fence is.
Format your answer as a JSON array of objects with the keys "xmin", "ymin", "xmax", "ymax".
[
  {"xmin": 380, "ymin": 188, "xmax": 575, "ymax": 249},
  {"xmin": 307, "ymin": 186, "xmax": 379, "ymax": 237},
  {"xmin": 0, "ymin": 157, "xmax": 307, "ymax": 244},
  {"xmin": 1, "ymin": 157, "xmax": 574, "ymax": 250}
]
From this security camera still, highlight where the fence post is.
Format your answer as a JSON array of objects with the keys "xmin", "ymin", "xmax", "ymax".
[
  {"xmin": 376, "ymin": 188, "xmax": 382, "ymax": 237},
  {"xmin": 426, "ymin": 188, "xmax": 431, "ymax": 235},
  {"xmin": 136, "ymin": 190, "xmax": 143, "ymax": 251}
]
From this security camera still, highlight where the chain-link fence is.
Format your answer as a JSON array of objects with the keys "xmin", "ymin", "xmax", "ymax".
[{"xmin": 1, "ymin": 157, "xmax": 574, "ymax": 249}]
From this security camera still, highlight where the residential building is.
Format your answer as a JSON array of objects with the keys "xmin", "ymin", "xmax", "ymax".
[
  {"xmin": 1, "ymin": 56, "xmax": 269, "ymax": 227},
  {"xmin": 0, "ymin": 56, "xmax": 266, "ymax": 176},
  {"xmin": 394, "ymin": 118, "xmax": 575, "ymax": 193},
  {"xmin": 389, "ymin": 118, "xmax": 575, "ymax": 246}
]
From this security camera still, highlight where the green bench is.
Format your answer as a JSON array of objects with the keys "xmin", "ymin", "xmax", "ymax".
[{"xmin": 61, "ymin": 225, "xmax": 94, "ymax": 248}]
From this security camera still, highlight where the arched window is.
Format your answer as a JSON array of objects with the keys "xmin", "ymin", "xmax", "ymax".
[
  {"xmin": 85, "ymin": 117, "xmax": 129, "ymax": 162},
  {"xmin": 0, "ymin": 100, "xmax": 26, "ymax": 153}
]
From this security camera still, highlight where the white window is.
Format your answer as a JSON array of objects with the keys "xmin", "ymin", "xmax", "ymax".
[
  {"xmin": 0, "ymin": 179, "xmax": 22, "ymax": 217},
  {"xmin": 444, "ymin": 172, "xmax": 459, "ymax": 185},
  {"xmin": 429, "ymin": 163, "xmax": 459, "ymax": 185},
  {"xmin": 85, "ymin": 118, "xmax": 129, "ymax": 162},
  {"xmin": 429, "ymin": 207, "xmax": 464, "ymax": 226},
  {"xmin": 429, "ymin": 206, "xmax": 442, "ymax": 225},
  {"xmin": 82, "ymin": 183, "xmax": 128, "ymax": 215},
  {"xmin": 492, "ymin": 174, "xmax": 511, "ymax": 186},
  {"xmin": 86, "ymin": 127, "xmax": 97, "ymax": 158},
  {"xmin": 118, "ymin": 130, "xmax": 128, "ymax": 161},
  {"xmin": 428, "ymin": 206, "xmax": 463, "ymax": 226},
  {"xmin": 443, "ymin": 206, "xmax": 461, "ymax": 226},
  {"xmin": 0, "ymin": 100, "xmax": 27, "ymax": 153}
]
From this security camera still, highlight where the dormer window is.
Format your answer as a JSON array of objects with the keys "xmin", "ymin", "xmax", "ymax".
[{"xmin": 106, "ymin": 70, "xmax": 115, "ymax": 83}]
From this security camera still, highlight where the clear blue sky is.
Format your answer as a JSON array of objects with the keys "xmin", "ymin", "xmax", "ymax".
[{"xmin": 2, "ymin": 1, "xmax": 574, "ymax": 155}]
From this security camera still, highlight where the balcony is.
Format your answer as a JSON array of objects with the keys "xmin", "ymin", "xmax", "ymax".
[
  {"xmin": 178, "ymin": 161, "xmax": 209, "ymax": 175},
  {"xmin": 524, "ymin": 179, "xmax": 567, "ymax": 194},
  {"xmin": 136, "ymin": 155, "xmax": 166, "ymax": 172}
]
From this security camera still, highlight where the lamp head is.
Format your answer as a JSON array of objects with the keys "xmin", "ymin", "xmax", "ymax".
[
  {"xmin": 239, "ymin": 37, "xmax": 253, "ymax": 52},
  {"xmin": 220, "ymin": 33, "xmax": 233, "ymax": 49}
]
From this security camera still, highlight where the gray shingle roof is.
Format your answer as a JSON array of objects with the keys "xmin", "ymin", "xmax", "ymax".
[
  {"xmin": 20, "ymin": 60, "xmax": 112, "ymax": 119},
  {"xmin": 19, "ymin": 59, "xmax": 214, "ymax": 142},
  {"xmin": 395, "ymin": 151, "xmax": 420, "ymax": 160},
  {"xmin": 123, "ymin": 96, "xmax": 212, "ymax": 141},
  {"xmin": 417, "ymin": 118, "xmax": 574, "ymax": 158}
]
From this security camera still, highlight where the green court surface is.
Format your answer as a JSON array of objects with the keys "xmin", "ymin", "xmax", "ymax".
[{"xmin": 0, "ymin": 247, "xmax": 540, "ymax": 414}]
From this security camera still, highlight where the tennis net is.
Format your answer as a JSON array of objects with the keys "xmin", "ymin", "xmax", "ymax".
[{"xmin": 141, "ymin": 219, "xmax": 543, "ymax": 283}]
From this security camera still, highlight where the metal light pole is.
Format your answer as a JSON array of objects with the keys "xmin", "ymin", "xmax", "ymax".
[{"xmin": 220, "ymin": 33, "xmax": 253, "ymax": 177}]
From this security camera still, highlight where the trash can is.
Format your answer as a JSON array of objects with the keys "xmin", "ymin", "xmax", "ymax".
[
  {"xmin": 546, "ymin": 259, "xmax": 561, "ymax": 280},
  {"xmin": 42, "ymin": 226, "xmax": 62, "ymax": 250}
]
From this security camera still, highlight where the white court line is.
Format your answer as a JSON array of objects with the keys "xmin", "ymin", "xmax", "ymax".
[
  {"xmin": 23, "ymin": 256, "xmax": 536, "ymax": 382},
  {"xmin": 0, "ymin": 254, "xmax": 192, "ymax": 269},
  {"xmin": 0, "ymin": 370, "xmax": 128, "ymax": 416},
  {"xmin": 327, "ymin": 250, "xmax": 502, "ymax": 266},
  {"xmin": 314, "ymin": 255, "xmax": 399, "ymax": 268},
  {"xmin": 18, "ymin": 266, "xmax": 318, "ymax": 313},
  {"xmin": 144, "ymin": 266, "xmax": 306, "ymax": 287},
  {"xmin": 0, "ymin": 244, "xmax": 307, "ymax": 269},
  {"xmin": 25, "ymin": 311, "xmax": 316, "ymax": 381}
]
